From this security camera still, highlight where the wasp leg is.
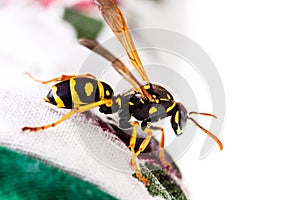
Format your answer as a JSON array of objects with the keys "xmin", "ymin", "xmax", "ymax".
[
  {"xmin": 150, "ymin": 126, "xmax": 172, "ymax": 170},
  {"xmin": 25, "ymin": 72, "xmax": 96, "ymax": 84},
  {"xmin": 22, "ymin": 110, "xmax": 76, "ymax": 132},
  {"xmin": 128, "ymin": 121, "xmax": 148, "ymax": 185},
  {"xmin": 129, "ymin": 121, "xmax": 139, "ymax": 155},
  {"xmin": 74, "ymin": 99, "xmax": 112, "ymax": 112},
  {"xmin": 135, "ymin": 127, "xmax": 152, "ymax": 157},
  {"xmin": 22, "ymin": 99, "xmax": 112, "ymax": 132}
]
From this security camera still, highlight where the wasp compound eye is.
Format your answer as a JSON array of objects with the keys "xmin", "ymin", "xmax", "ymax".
[{"xmin": 170, "ymin": 103, "xmax": 188, "ymax": 135}]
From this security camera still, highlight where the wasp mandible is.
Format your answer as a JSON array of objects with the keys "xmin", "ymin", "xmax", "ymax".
[{"xmin": 22, "ymin": 0, "xmax": 223, "ymax": 185}]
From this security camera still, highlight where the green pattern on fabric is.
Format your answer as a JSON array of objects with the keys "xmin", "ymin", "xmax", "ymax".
[
  {"xmin": 63, "ymin": 7, "xmax": 103, "ymax": 39},
  {"xmin": 0, "ymin": 146, "xmax": 116, "ymax": 200},
  {"xmin": 134, "ymin": 164, "xmax": 188, "ymax": 200}
]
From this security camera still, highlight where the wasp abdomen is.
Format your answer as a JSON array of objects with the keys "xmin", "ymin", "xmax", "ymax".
[{"xmin": 45, "ymin": 77, "xmax": 113, "ymax": 109}]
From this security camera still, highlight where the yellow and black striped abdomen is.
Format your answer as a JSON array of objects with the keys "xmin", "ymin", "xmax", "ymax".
[{"xmin": 45, "ymin": 77, "xmax": 113, "ymax": 109}]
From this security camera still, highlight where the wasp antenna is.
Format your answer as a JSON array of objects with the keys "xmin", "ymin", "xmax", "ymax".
[
  {"xmin": 24, "ymin": 72, "xmax": 49, "ymax": 84},
  {"xmin": 25, "ymin": 72, "xmax": 39, "ymax": 82},
  {"xmin": 188, "ymin": 117, "xmax": 223, "ymax": 151},
  {"xmin": 189, "ymin": 112, "xmax": 217, "ymax": 119}
]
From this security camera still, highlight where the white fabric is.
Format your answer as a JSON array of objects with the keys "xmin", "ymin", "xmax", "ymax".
[{"xmin": 0, "ymin": 85, "xmax": 162, "ymax": 200}]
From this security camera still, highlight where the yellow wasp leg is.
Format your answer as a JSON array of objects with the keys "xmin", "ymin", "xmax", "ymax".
[
  {"xmin": 22, "ymin": 99, "xmax": 112, "ymax": 132},
  {"xmin": 129, "ymin": 121, "xmax": 139, "ymax": 155},
  {"xmin": 129, "ymin": 121, "xmax": 148, "ymax": 185},
  {"xmin": 25, "ymin": 72, "xmax": 96, "ymax": 84},
  {"xmin": 134, "ymin": 127, "xmax": 152, "ymax": 157},
  {"xmin": 74, "ymin": 99, "xmax": 112, "ymax": 112},
  {"xmin": 150, "ymin": 126, "xmax": 172, "ymax": 169},
  {"xmin": 22, "ymin": 110, "xmax": 76, "ymax": 132}
]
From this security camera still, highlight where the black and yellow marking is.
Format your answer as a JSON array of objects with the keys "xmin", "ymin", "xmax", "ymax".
[
  {"xmin": 172, "ymin": 111, "xmax": 181, "ymax": 134},
  {"xmin": 149, "ymin": 107, "xmax": 157, "ymax": 114},
  {"xmin": 116, "ymin": 97, "xmax": 122, "ymax": 107},
  {"xmin": 143, "ymin": 84, "xmax": 151, "ymax": 90},
  {"xmin": 166, "ymin": 102, "xmax": 177, "ymax": 113},
  {"xmin": 51, "ymin": 85, "xmax": 65, "ymax": 108},
  {"xmin": 97, "ymin": 81, "xmax": 105, "ymax": 100},
  {"xmin": 46, "ymin": 80, "xmax": 72, "ymax": 108},
  {"xmin": 174, "ymin": 111, "xmax": 179, "ymax": 124},
  {"xmin": 71, "ymin": 77, "xmax": 100, "ymax": 107},
  {"xmin": 46, "ymin": 77, "xmax": 113, "ymax": 109},
  {"xmin": 166, "ymin": 93, "xmax": 172, "ymax": 100},
  {"xmin": 84, "ymin": 82, "xmax": 94, "ymax": 97}
]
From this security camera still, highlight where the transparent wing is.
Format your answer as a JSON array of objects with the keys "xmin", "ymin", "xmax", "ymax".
[
  {"xmin": 93, "ymin": 0, "xmax": 150, "ymax": 83},
  {"xmin": 79, "ymin": 38, "xmax": 152, "ymax": 100}
]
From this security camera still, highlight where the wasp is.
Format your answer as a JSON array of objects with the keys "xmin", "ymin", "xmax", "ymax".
[{"xmin": 22, "ymin": 0, "xmax": 223, "ymax": 185}]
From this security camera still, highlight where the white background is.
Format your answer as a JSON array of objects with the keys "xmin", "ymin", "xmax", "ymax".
[
  {"xmin": 181, "ymin": 0, "xmax": 300, "ymax": 199},
  {"xmin": 0, "ymin": 0, "xmax": 300, "ymax": 199}
]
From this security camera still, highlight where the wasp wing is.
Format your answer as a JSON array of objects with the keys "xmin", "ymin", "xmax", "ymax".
[
  {"xmin": 79, "ymin": 38, "xmax": 152, "ymax": 100},
  {"xmin": 93, "ymin": 0, "xmax": 150, "ymax": 83}
]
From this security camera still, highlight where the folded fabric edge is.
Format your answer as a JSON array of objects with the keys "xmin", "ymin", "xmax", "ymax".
[{"xmin": 0, "ymin": 145, "xmax": 117, "ymax": 200}]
